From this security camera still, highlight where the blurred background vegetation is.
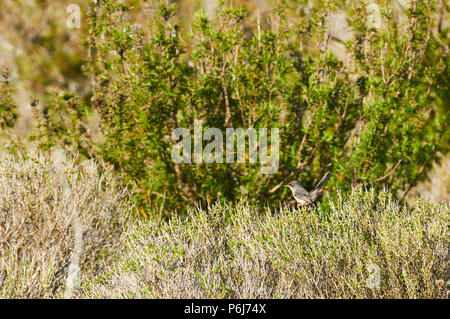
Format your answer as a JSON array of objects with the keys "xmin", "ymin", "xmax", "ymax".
[{"xmin": 0, "ymin": 0, "xmax": 448, "ymax": 214}]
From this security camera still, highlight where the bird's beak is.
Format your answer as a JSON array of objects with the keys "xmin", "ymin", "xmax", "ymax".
[{"xmin": 285, "ymin": 184, "xmax": 290, "ymax": 188}]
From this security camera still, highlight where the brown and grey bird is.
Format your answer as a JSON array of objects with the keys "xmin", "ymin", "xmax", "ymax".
[{"xmin": 286, "ymin": 171, "xmax": 331, "ymax": 207}]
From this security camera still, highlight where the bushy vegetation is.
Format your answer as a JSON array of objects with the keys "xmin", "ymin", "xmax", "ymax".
[
  {"xmin": 1, "ymin": 0, "xmax": 448, "ymax": 212},
  {"xmin": 79, "ymin": 187, "xmax": 448, "ymax": 298},
  {"xmin": 0, "ymin": 154, "xmax": 129, "ymax": 298},
  {"xmin": 79, "ymin": 0, "xmax": 449, "ymax": 211},
  {"xmin": 0, "ymin": 153, "xmax": 447, "ymax": 299}
]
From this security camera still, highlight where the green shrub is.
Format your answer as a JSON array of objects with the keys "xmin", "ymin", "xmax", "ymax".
[
  {"xmin": 79, "ymin": 188, "xmax": 448, "ymax": 298},
  {"xmin": 83, "ymin": 0, "xmax": 448, "ymax": 212},
  {"xmin": 27, "ymin": 92, "xmax": 96, "ymax": 158}
]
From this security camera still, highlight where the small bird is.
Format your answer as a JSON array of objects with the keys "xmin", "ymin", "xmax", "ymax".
[{"xmin": 286, "ymin": 171, "xmax": 332, "ymax": 207}]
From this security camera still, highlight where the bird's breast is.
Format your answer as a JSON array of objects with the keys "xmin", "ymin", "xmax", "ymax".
[{"xmin": 293, "ymin": 195, "xmax": 312, "ymax": 206}]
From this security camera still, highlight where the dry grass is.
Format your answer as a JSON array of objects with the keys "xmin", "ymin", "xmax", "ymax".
[
  {"xmin": 79, "ymin": 189, "xmax": 449, "ymax": 299},
  {"xmin": 0, "ymin": 153, "xmax": 129, "ymax": 298}
]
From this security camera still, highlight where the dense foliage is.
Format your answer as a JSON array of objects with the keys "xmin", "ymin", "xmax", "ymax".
[
  {"xmin": 82, "ymin": 0, "xmax": 449, "ymax": 211},
  {"xmin": 0, "ymin": 0, "xmax": 448, "ymax": 213},
  {"xmin": 81, "ymin": 188, "xmax": 448, "ymax": 298}
]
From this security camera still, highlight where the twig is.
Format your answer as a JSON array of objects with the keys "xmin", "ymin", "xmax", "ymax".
[{"xmin": 373, "ymin": 159, "xmax": 403, "ymax": 182}]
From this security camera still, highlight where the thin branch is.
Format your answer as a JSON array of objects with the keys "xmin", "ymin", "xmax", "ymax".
[{"xmin": 373, "ymin": 159, "xmax": 403, "ymax": 182}]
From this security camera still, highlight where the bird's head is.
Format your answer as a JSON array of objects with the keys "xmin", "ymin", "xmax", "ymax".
[{"xmin": 286, "ymin": 181, "xmax": 302, "ymax": 190}]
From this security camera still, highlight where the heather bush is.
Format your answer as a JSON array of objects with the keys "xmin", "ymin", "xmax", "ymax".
[
  {"xmin": 0, "ymin": 152, "xmax": 446, "ymax": 298},
  {"xmin": 79, "ymin": 188, "xmax": 448, "ymax": 298}
]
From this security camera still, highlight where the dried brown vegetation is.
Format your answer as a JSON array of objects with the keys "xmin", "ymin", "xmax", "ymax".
[{"xmin": 0, "ymin": 154, "xmax": 129, "ymax": 298}]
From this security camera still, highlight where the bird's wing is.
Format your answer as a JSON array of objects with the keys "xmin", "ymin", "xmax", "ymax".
[{"xmin": 294, "ymin": 187, "xmax": 312, "ymax": 203}]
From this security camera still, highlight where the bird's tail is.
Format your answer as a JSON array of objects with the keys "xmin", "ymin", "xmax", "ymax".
[{"xmin": 310, "ymin": 171, "xmax": 331, "ymax": 201}]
